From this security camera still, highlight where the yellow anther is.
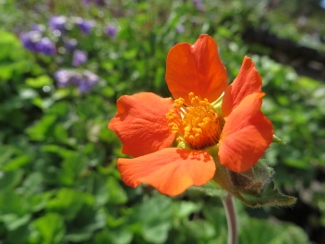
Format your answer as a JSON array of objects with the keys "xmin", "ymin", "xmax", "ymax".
[{"xmin": 166, "ymin": 93, "xmax": 224, "ymax": 150}]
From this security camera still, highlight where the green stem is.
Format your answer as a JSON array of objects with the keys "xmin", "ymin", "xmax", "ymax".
[{"xmin": 222, "ymin": 194, "xmax": 237, "ymax": 244}]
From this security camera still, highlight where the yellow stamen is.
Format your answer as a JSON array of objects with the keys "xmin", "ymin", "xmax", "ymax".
[{"xmin": 166, "ymin": 92, "xmax": 224, "ymax": 150}]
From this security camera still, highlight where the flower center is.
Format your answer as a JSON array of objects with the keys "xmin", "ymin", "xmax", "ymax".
[{"xmin": 166, "ymin": 92, "xmax": 224, "ymax": 150}]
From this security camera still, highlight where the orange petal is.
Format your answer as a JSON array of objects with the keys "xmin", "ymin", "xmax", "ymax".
[
  {"xmin": 108, "ymin": 92, "xmax": 175, "ymax": 157},
  {"xmin": 222, "ymin": 56, "xmax": 262, "ymax": 118},
  {"xmin": 218, "ymin": 93, "xmax": 273, "ymax": 172},
  {"xmin": 166, "ymin": 34, "xmax": 228, "ymax": 104},
  {"xmin": 118, "ymin": 148, "xmax": 216, "ymax": 196}
]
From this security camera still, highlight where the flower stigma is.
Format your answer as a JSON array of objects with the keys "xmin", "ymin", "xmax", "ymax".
[{"xmin": 166, "ymin": 92, "xmax": 224, "ymax": 150}]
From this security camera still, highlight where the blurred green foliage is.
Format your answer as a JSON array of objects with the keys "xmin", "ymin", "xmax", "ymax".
[{"xmin": 1, "ymin": 0, "xmax": 325, "ymax": 243}]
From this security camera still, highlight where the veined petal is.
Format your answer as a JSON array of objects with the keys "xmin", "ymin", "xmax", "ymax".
[
  {"xmin": 166, "ymin": 34, "xmax": 228, "ymax": 104},
  {"xmin": 218, "ymin": 93, "xmax": 273, "ymax": 172},
  {"xmin": 222, "ymin": 56, "xmax": 262, "ymax": 117},
  {"xmin": 108, "ymin": 92, "xmax": 175, "ymax": 157},
  {"xmin": 118, "ymin": 148, "xmax": 216, "ymax": 196}
]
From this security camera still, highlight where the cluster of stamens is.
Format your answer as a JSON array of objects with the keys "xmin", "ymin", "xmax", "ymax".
[{"xmin": 166, "ymin": 92, "xmax": 224, "ymax": 150}]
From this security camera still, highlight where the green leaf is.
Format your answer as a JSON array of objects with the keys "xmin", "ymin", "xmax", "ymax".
[
  {"xmin": 32, "ymin": 97, "xmax": 54, "ymax": 110},
  {"xmin": 0, "ymin": 64, "xmax": 13, "ymax": 80},
  {"xmin": 176, "ymin": 201, "xmax": 202, "ymax": 219},
  {"xmin": 0, "ymin": 190, "xmax": 28, "ymax": 216},
  {"xmin": 106, "ymin": 177, "xmax": 128, "ymax": 204},
  {"xmin": 0, "ymin": 145, "xmax": 15, "ymax": 167},
  {"xmin": 33, "ymin": 213, "xmax": 65, "ymax": 244},
  {"xmin": 7, "ymin": 224, "xmax": 30, "ymax": 244},
  {"xmin": 30, "ymin": 192, "xmax": 53, "ymax": 213},
  {"xmin": 20, "ymin": 172, "xmax": 44, "ymax": 196},
  {"xmin": 189, "ymin": 181, "xmax": 227, "ymax": 198},
  {"xmin": 25, "ymin": 115, "xmax": 57, "ymax": 141},
  {"xmin": 26, "ymin": 75, "xmax": 52, "ymax": 88},
  {"xmin": 46, "ymin": 188, "xmax": 92, "ymax": 221},
  {"xmin": 272, "ymin": 135, "xmax": 286, "ymax": 145},
  {"xmin": 0, "ymin": 170, "xmax": 24, "ymax": 190},
  {"xmin": 1, "ymin": 214, "xmax": 30, "ymax": 231},
  {"xmin": 183, "ymin": 219, "xmax": 216, "ymax": 241},
  {"xmin": 94, "ymin": 228, "xmax": 133, "ymax": 244},
  {"xmin": 239, "ymin": 218, "xmax": 309, "ymax": 244},
  {"xmin": 41, "ymin": 145, "xmax": 87, "ymax": 186},
  {"xmin": 59, "ymin": 154, "xmax": 87, "ymax": 186},
  {"xmin": 202, "ymin": 205, "xmax": 228, "ymax": 243},
  {"xmin": 1, "ymin": 155, "xmax": 32, "ymax": 171},
  {"xmin": 64, "ymin": 207, "xmax": 106, "ymax": 242},
  {"xmin": 132, "ymin": 194, "xmax": 174, "ymax": 244}
]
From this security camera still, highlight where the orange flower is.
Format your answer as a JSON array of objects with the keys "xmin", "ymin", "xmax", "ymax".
[{"xmin": 109, "ymin": 34, "xmax": 273, "ymax": 196}]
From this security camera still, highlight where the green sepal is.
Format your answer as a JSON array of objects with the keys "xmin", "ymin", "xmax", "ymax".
[
  {"xmin": 212, "ymin": 157, "xmax": 296, "ymax": 208},
  {"xmin": 239, "ymin": 181, "xmax": 296, "ymax": 207},
  {"xmin": 189, "ymin": 181, "xmax": 227, "ymax": 198},
  {"xmin": 211, "ymin": 93, "xmax": 224, "ymax": 115},
  {"xmin": 272, "ymin": 135, "xmax": 286, "ymax": 145}
]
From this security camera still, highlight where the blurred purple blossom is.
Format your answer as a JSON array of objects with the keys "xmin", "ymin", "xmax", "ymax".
[
  {"xmin": 176, "ymin": 25, "xmax": 185, "ymax": 34},
  {"xmin": 31, "ymin": 24, "xmax": 45, "ymax": 32},
  {"xmin": 20, "ymin": 31, "xmax": 55, "ymax": 56},
  {"xmin": 54, "ymin": 69, "xmax": 99, "ymax": 93},
  {"xmin": 70, "ymin": 73, "xmax": 83, "ymax": 86},
  {"xmin": 76, "ymin": 70, "xmax": 99, "ymax": 93},
  {"xmin": 104, "ymin": 25, "xmax": 117, "ymax": 38},
  {"xmin": 82, "ymin": 0, "xmax": 108, "ymax": 6},
  {"xmin": 72, "ymin": 50, "xmax": 88, "ymax": 66},
  {"xmin": 36, "ymin": 37, "xmax": 56, "ymax": 56},
  {"xmin": 19, "ymin": 31, "xmax": 40, "ymax": 52},
  {"xmin": 65, "ymin": 39, "xmax": 78, "ymax": 51},
  {"xmin": 49, "ymin": 16, "xmax": 67, "ymax": 31},
  {"xmin": 192, "ymin": 0, "xmax": 204, "ymax": 11},
  {"xmin": 76, "ymin": 18, "xmax": 95, "ymax": 35},
  {"xmin": 54, "ymin": 70, "xmax": 72, "ymax": 87}
]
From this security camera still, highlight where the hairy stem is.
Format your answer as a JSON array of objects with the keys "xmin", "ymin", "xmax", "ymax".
[{"xmin": 222, "ymin": 194, "xmax": 237, "ymax": 244}]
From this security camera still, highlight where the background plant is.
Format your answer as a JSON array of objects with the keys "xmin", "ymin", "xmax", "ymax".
[{"xmin": 0, "ymin": 0, "xmax": 324, "ymax": 243}]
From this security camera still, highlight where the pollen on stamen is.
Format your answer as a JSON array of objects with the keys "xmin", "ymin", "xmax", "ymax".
[{"xmin": 166, "ymin": 92, "xmax": 224, "ymax": 150}]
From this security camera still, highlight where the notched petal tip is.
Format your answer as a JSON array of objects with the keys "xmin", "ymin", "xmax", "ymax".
[
  {"xmin": 222, "ymin": 56, "xmax": 262, "ymax": 117},
  {"xmin": 219, "ymin": 93, "xmax": 273, "ymax": 173},
  {"xmin": 118, "ymin": 148, "xmax": 216, "ymax": 196},
  {"xmin": 108, "ymin": 92, "xmax": 175, "ymax": 157},
  {"xmin": 166, "ymin": 34, "xmax": 228, "ymax": 104}
]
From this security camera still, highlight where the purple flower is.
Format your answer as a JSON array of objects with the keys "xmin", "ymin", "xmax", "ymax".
[
  {"xmin": 31, "ymin": 24, "xmax": 45, "ymax": 32},
  {"xmin": 82, "ymin": 0, "xmax": 107, "ymax": 6},
  {"xmin": 20, "ymin": 31, "xmax": 56, "ymax": 56},
  {"xmin": 70, "ymin": 73, "xmax": 83, "ymax": 85},
  {"xmin": 54, "ymin": 70, "xmax": 72, "ymax": 87},
  {"xmin": 104, "ymin": 25, "xmax": 117, "ymax": 38},
  {"xmin": 36, "ymin": 37, "xmax": 56, "ymax": 56},
  {"xmin": 83, "ymin": 70, "xmax": 99, "ymax": 84},
  {"xmin": 176, "ymin": 25, "xmax": 185, "ymax": 34},
  {"xmin": 76, "ymin": 18, "xmax": 95, "ymax": 35},
  {"xmin": 65, "ymin": 39, "xmax": 77, "ymax": 51},
  {"xmin": 192, "ymin": 0, "xmax": 204, "ymax": 11},
  {"xmin": 96, "ymin": 0, "xmax": 107, "ymax": 5},
  {"xmin": 76, "ymin": 70, "xmax": 99, "ymax": 93},
  {"xmin": 72, "ymin": 50, "xmax": 88, "ymax": 66},
  {"xmin": 54, "ymin": 69, "xmax": 99, "ymax": 93},
  {"xmin": 77, "ymin": 81, "xmax": 94, "ymax": 93},
  {"xmin": 49, "ymin": 16, "xmax": 67, "ymax": 31},
  {"xmin": 19, "ymin": 31, "xmax": 40, "ymax": 52}
]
